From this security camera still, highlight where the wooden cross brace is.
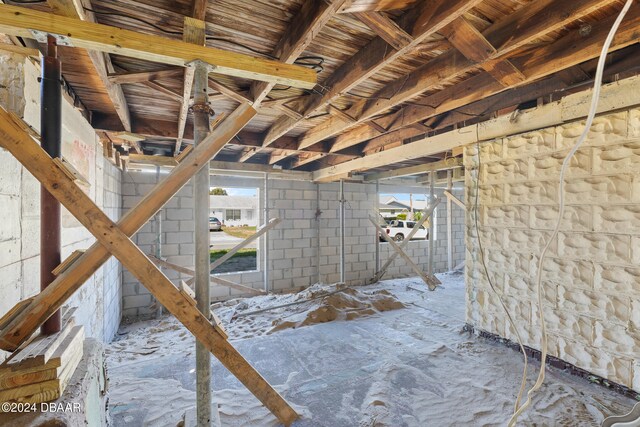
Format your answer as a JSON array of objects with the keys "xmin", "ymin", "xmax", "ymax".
[
  {"xmin": 370, "ymin": 217, "xmax": 440, "ymax": 291},
  {"xmin": 372, "ymin": 197, "xmax": 441, "ymax": 283},
  {"xmin": 0, "ymin": 106, "xmax": 298, "ymax": 425}
]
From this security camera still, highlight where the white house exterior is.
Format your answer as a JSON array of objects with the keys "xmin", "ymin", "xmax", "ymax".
[{"xmin": 210, "ymin": 195, "xmax": 258, "ymax": 226}]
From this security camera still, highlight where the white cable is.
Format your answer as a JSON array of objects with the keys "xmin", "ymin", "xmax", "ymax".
[{"xmin": 508, "ymin": 1, "xmax": 634, "ymax": 425}]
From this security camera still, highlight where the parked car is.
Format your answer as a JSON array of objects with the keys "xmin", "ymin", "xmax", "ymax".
[
  {"xmin": 209, "ymin": 217, "xmax": 222, "ymax": 231},
  {"xmin": 384, "ymin": 220, "xmax": 429, "ymax": 242}
]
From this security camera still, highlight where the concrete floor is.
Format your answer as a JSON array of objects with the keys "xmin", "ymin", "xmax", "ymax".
[{"xmin": 105, "ymin": 274, "xmax": 636, "ymax": 426}]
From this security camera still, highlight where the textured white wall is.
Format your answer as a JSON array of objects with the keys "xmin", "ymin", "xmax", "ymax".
[{"xmin": 465, "ymin": 109, "xmax": 640, "ymax": 391}]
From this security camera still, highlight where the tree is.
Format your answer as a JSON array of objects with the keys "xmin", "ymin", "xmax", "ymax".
[{"xmin": 210, "ymin": 187, "xmax": 228, "ymax": 195}]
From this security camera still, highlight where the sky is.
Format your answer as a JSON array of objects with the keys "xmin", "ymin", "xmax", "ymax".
[
  {"xmin": 212, "ymin": 187, "xmax": 257, "ymax": 197},
  {"xmin": 380, "ymin": 193, "xmax": 430, "ymax": 203}
]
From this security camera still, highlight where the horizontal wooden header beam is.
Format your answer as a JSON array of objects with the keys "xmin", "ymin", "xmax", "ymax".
[{"xmin": 0, "ymin": 4, "xmax": 317, "ymax": 89}]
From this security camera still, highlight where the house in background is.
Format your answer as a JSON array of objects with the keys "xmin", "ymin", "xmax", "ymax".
[{"xmin": 210, "ymin": 195, "xmax": 258, "ymax": 227}]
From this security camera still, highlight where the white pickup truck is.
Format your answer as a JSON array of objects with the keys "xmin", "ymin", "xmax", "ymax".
[{"xmin": 383, "ymin": 220, "xmax": 429, "ymax": 242}]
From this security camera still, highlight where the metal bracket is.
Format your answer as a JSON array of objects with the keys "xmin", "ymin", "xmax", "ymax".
[
  {"xmin": 29, "ymin": 30, "xmax": 73, "ymax": 47},
  {"xmin": 185, "ymin": 59, "xmax": 216, "ymax": 72}
]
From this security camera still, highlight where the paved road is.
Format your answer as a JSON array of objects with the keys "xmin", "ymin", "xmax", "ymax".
[{"xmin": 209, "ymin": 230, "xmax": 258, "ymax": 250}]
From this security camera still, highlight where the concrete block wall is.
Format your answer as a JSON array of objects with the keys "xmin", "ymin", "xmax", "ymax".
[
  {"xmin": 121, "ymin": 172, "xmax": 466, "ymax": 315},
  {"xmin": 0, "ymin": 52, "xmax": 123, "ymax": 361},
  {"xmin": 120, "ymin": 170, "xmax": 195, "ymax": 320},
  {"xmin": 465, "ymin": 109, "xmax": 640, "ymax": 391}
]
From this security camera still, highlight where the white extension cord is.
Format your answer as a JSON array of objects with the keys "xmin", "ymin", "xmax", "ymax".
[{"xmin": 506, "ymin": 0, "xmax": 635, "ymax": 425}]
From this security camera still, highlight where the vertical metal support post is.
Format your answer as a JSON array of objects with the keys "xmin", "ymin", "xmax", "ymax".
[
  {"xmin": 263, "ymin": 173, "xmax": 270, "ymax": 292},
  {"xmin": 192, "ymin": 61, "xmax": 212, "ymax": 427},
  {"xmin": 315, "ymin": 183, "xmax": 321, "ymax": 284},
  {"xmin": 40, "ymin": 35, "xmax": 62, "ymax": 335},
  {"xmin": 446, "ymin": 170, "xmax": 453, "ymax": 271},
  {"xmin": 428, "ymin": 172, "xmax": 435, "ymax": 275},
  {"xmin": 339, "ymin": 179, "xmax": 346, "ymax": 284},
  {"xmin": 154, "ymin": 165, "xmax": 163, "ymax": 319},
  {"xmin": 375, "ymin": 180, "xmax": 380, "ymax": 272}
]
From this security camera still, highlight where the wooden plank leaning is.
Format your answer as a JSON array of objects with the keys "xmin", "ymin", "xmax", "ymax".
[
  {"xmin": 185, "ymin": 218, "xmax": 282, "ymax": 286},
  {"xmin": 372, "ymin": 197, "xmax": 440, "ymax": 283},
  {"xmin": 0, "ymin": 106, "xmax": 298, "ymax": 425},
  {"xmin": 369, "ymin": 217, "xmax": 440, "ymax": 290}
]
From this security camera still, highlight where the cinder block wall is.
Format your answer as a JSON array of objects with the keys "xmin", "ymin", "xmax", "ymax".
[
  {"xmin": 465, "ymin": 109, "xmax": 640, "ymax": 391},
  {"xmin": 0, "ymin": 52, "xmax": 123, "ymax": 361},
  {"xmin": 121, "ymin": 172, "xmax": 465, "ymax": 317}
]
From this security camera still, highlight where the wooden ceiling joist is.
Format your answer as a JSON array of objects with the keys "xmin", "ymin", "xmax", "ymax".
[
  {"xmin": 46, "ymin": 0, "xmax": 132, "ymax": 132},
  {"xmin": 107, "ymin": 68, "xmax": 184, "ymax": 84},
  {"xmin": 250, "ymin": 0, "xmax": 346, "ymax": 107},
  {"xmin": 0, "ymin": 4, "xmax": 317, "ymax": 89},
  {"xmin": 258, "ymin": 0, "xmax": 484, "ymax": 151},
  {"xmin": 353, "ymin": 11, "xmax": 414, "ymax": 51},
  {"xmin": 321, "ymin": 0, "xmax": 623, "ymax": 154},
  {"xmin": 338, "ymin": 0, "xmax": 421, "ymax": 13}
]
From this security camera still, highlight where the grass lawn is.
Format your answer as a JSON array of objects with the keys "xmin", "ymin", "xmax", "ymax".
[
  {"xmin": 221, "ymin": 225, "xmax": 257, "ymax": 239},
  {"xmin": 209, "ymin": 248, "xmax": 257, "ymax": 274}
]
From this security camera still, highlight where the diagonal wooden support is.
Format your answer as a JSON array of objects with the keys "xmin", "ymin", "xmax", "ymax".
[
  {"xmin": 148, "ymin": 255, "xmax": 265, "ymax": 296},
  {"xmin": 444, "ymin": 190, "xmax": 466, "ymax": 210},
  {"xmin": 0, "ymin": 104, "xmax": 254, "ymax": 351},
  {"xmin": 186, "ymin": 218, "xmax": 282, "ymax": 287},
  {"xmin": 372, "ymin": 198, "xmax": 440, "ymax": 282},
  {"xmin": 370, "ymin": 218, "xmax": 439, "ymax": 290},
  {"xmin": 0, "ymin": 107, "xmax": 298, "ymax": 424}
]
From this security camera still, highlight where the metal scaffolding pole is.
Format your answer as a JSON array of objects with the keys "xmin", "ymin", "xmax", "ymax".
[
  {"xmin": 339, "ymin": 179, "xmax": 346, "ymax": 283},
  {"xmin": 375, "ymin": 180, "xmax": 380, "ymax": 272},
  {"xmin": 263, "ymin": 172, "xmax": 270, "ymax": 292},
  {"xmin": 154, "ymin": 165, "xmax": 163, "ymax": 319},
  {"xmin": 40, "ymin": 35, "xmax": 62, "ymax": 335},
  {"xmin": 192, "ymin": 61, "xmax": 212, "ymax": 427},
  {"xmin": 315, "ymin": 183, "xmax": 321, "ymax": 284},
  {"xmin": 446, "ymin": 170, "xmax": 453, "ymax": 271},
  {"xmin": 428, "ymin": 171, "xmax": 435, "ymax": 275}
]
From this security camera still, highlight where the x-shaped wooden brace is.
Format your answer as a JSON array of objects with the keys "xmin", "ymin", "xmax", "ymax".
[{"xmin": 0, "ymin": 105, "xmax": 298, "ymax": 425}]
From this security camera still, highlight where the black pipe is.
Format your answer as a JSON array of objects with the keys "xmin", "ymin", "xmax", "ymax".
[{"xmin": 40, "ymin": 35, "xmax": 62, "ymax": 335}]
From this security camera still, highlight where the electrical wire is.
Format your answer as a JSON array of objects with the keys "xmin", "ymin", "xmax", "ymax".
[
  {"xmin": 473, "ymin": 141, "xmax": 530, "ymax": 415},
  {"xmin": 507, "ymin": 0, "xmax": 634, "ymax": 425}
]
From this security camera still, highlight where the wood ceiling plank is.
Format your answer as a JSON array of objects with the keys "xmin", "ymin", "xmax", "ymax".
[
  {"xmin": 107, "ymin": 68, "xmax": 184, "ymax": 84},
  {"xmin": 353, "ymin": 11, "xmax": 413, "ymax": 51}
]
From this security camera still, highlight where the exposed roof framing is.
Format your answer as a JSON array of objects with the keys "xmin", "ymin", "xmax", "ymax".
[{"xmin": 2, "ymin": 0, "xmax": 638, "ymax": 177}]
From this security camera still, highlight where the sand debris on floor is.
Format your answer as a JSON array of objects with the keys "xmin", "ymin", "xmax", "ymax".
[{"xmin": 214, "ymin": 283, "xmax": 406, "ymax": 339}]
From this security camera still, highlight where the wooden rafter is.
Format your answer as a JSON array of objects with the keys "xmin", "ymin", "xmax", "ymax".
[
  {"xmin": 0, "ymin": 107, "xmax": 298, "ymax": 424},
  {"xmin": 0, "ymin": 4, "xmax": 317, "ymax": 89},
  {"xmin": 107, "ymin": 67, "xmax": 183, "ymax": 84},
  {"xmin": 250, "ymin": 0, "xmax": 345, "ymax": 107},
  {"xmin": 321, "ymin": 0, "xmax": 621, "ymax": 153},
  {"xmin": 46, "ymin": 0, "xmax": 132, "ymax": 132},
  {"xmin": 257, "ymin": 0, "xmax": 483, "ymax": 153},
  {"xmin": 291, "ymin": 152, "xmax": 327, "ymax": 169},
  {"xmin": 338, "ymin": 0, "xmax": 421, "ymax": 13},
  {"xmin": 353, "ymin": 12, "xmax": 413, "ymax": 51}
]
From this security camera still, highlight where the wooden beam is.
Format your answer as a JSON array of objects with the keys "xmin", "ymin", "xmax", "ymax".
[
  {"xmin": 128, "ymin": 153, "xmax": 178, "ymax": 167},
  {"xmin": 0, "ymin": 42, "xmax": 40, "ymax": 58},
  {"xmin": 353, "ymin": 12, "xmax": 413, "ymax": 50},
  {"xmin": 209, "ymin": 78, "xmax": 253, "ymax": 104},
  {"xmin": 364, "ymin": 158, "xmax": 462, "ymax": 181},
  {"xmin": 444, "ymin": 190, "xmax": 465, "ymax": 210},
  {"xmin": 259, "ymin": 0, "xmax": 484, "ymax": 148},
  {"xmin": 0, "ymin": 4, "xmax": 316, "ymax": 89},
  {"xmin": 299, "ymin": 0, "xmax": 619, "ymax": 151},
  {"xmin": 329, "ymin": 0, "xmax": 639, "ymax": 151},
  {"xmin": 441, "ymin": 16, "xmax": 524, "ymax": 86},
  {"xmin": 0, "ymin": 108, "xmax": 297, "ymax": 425},
  {"xmin": 291, "ymin": 152, "xmax": 326, "ymax": 169},
  {"xmin": 312, "ymin": 73, "xmax": 640, "ymax": 181},
  {"xmin": 176, "ymin": 17, "xmax": 206, "ymax": 155},
  {"xmin": 338, "ymin": 0, "xmax": 420, "ymax": 13},
  {"xmin": 250, "ymin": 0, "xmax": 344, "ymax": 107},
  {"xmin": 46, "ymin": 0, "xmax": 132, "ymax": 131},
  {"xmin": 140, "ymin": 80, "xmax": 184, "ymax": 103},
  {"xmin": 107, "ymin": 67, "xmax": 183, "ymax": 84},
  {"xmin": 191, "ymin": 0, "xmax": 208, "ymax": 20},
  {"xmin": 268, "ymin": 149, "xmax": 297, "ymax": 165},
  {"xmin": 369, "ymin": 217, "xmax": 439, "ymax": 290},
  {"xmin": 0, "ymin": 104, "xmax": 256, "ymax": 352}
]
